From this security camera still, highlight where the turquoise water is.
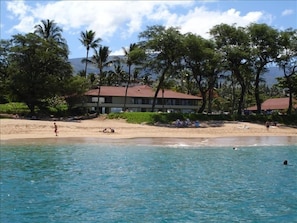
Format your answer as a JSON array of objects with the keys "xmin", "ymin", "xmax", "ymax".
[{"xmin": 1, "ymin": 140, "xmax": 297, "ymax": 222}]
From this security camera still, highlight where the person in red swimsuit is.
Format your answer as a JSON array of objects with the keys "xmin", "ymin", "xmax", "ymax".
[{"xmin": 54, "ymin": 122, "xmax": 58, "ymax": 136}]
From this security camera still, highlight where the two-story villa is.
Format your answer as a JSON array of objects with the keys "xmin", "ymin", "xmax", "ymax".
[{"xmin": 83, "ymin": 85, "xmax": 202, "ymax": 114}]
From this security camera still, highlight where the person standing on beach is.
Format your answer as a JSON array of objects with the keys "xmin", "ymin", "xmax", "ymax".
[
  {"xmin": 54, "ymin": 122, "xmax": 58, "ymax": 136},
  {"xmin": 265, "ymin": 121, "xmax": 270, "ymax": 131}
]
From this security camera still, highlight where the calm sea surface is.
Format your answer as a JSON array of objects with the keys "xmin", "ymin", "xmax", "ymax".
[{"xmin": 1, "ymin": 138, "xmax": 297, "ymax": 223}]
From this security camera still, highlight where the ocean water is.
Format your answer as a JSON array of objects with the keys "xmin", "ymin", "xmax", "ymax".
[{"xmin": 1, "ymin": 139, "xmax": 297, "ymax": 223}]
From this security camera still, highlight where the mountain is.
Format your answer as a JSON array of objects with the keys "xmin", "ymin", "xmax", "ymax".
[
  {"xmin": 69, "ymin": 56, "xmax": 150, "ymax": 79},
  {"xmin": 69, "ymin": 58, "xmax": 98, "ymax": 74},
  {"xmin": 69, "ymin": 58, "xmax": 283, "ymax": 87},
  {"xmin": 263, "ymin": 66, "xmax": 283, "ymax": 87}
]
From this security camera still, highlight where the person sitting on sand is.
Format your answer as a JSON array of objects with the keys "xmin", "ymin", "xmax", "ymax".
[{"xmin": 103, "ymin": 128, "xmax": 115, "ymax": 133}]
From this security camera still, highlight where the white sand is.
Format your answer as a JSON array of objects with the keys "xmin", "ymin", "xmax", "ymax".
[{"xmin": 1, "ymin": 118, "xmax": 296, "ymax": 141}]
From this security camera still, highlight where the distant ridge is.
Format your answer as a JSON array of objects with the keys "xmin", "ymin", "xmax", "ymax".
[
  {"xmin": 69, "ymin": 56, "xmax": 125, "ymax": 74},
  {"xmin": 69, "ymin": 58, "xmax": 283, "ymax": 87}
]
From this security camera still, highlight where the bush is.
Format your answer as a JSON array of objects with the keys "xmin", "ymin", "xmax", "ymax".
[
  {"xmin": 108, "ymin": 112, "xmax": 155, "ymax": 124},
  {"xmin": 107, "ymin": 112, "xmax": 233, "ymax": 124},
  {"xmin": 0, "ymin": 102, "xmax": 30, "ymax": 115},
  {"xmin": 0, "ymin": 101, "xmax": 70, "ymax": 118},
  {"xmin": 107, "ymin": 111, "xmax": 297, "ymax": 126}
]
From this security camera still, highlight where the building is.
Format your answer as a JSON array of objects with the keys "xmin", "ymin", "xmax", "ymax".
[
  {"xmin": 246, "ymin": 97, "xmax": 297, "ymax": 114},
  {"xmin": 83, "ymin": 85, "xmax": 202, "ymax": 114}
]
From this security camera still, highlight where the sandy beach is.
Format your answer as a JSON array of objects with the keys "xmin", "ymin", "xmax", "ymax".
[{"xmin": 1, "ymin": 117, "xmax": 296, "ymax": 143}]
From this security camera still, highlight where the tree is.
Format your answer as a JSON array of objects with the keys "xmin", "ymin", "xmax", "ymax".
[
  {"xmin": 122, "ymin": 43, "xmax": 146, "ymax": 111},
  {"xmin": 34, "ymin": 19, "xmax": 67, "ymax": 51},
  {"xmin": 276, "ymin": 28, "xmax": 297, "ymax": 114},
  {"xmin": 182, "ymin": 33, "xmax": 222, "ymax": 113},
  {"xmin": 107, "ymin": 60, "xmax": 127, "ymax": 86},
  {"xmin": 0, "ymin": 39, "xmax": 11, "ymax": 103},
  {"xmin": 79, "ymin": 30, "xmax": 101, "ymax": 78},
  {"xmin": 210, "ymin": 24, "xmax": 252, "ymax": 115},
  {"xmin": 291, "ymin": 74, "xmax": 297, "ymax": 96},
  {"xmin": 82, "ymin": 45, "xmax": 112, "ymax": 87},
  {"xmin": 64, "ymin": 75, "xmax": 89, "ymax": 111},
  {"xmin": 93, "ymin": 46, "xmax": 111, "ymax": 80},
  {"xmin": 89, "ymin": 46, "xmax": 112, "ymax": 114},
  {"xmin": 247, "ymin": 23, "xmax": 279, "ymax": 113},
  {"xmin": 7, "ymin": 33, "xmax": 73, "ymax": 115},
  {"xmin": 139, "ymin": 25, "xmax": 184, "ymax": 112}
]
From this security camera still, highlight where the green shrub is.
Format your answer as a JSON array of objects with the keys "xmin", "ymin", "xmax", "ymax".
[
  {"xmin": 0, "ymin": 101, "xmax": 69, "ymax": 118},
  {"xmin": 107, "ymin": 112, "xmax": 297, "ymax": 126},
  {"xmin": 47, "ymin": 104, "xmax": 68, "ymax": 117},
  {"xmin": 0, "ymin": 102, "xmax": 30, "ymax": 115},
  {"xmin": 108, "ymin": 112, "xmax": 155, "ymax": 124}
]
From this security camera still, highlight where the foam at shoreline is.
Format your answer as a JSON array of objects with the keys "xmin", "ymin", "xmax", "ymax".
[{"xmin": 1, "ymin": 136, "xmax": 297, "ymax": 147}]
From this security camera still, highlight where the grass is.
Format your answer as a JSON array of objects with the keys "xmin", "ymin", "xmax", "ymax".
[
  {"xmin": 107, "ymin": 111, "xmax": 297, "ymax": 126},
  {"xmin": 106, "ymin": 112, "xmax": 232, "ymax": 125}
]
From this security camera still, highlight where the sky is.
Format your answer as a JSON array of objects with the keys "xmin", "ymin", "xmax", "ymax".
[{"xmin": 1, "ymin": 0, "xmax": 296, "ymax": 59}]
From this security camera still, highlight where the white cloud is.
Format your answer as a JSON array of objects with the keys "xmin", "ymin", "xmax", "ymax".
[
  {"xmin": 29, "ymin": 1, "xmax": 159, "ymax": 41},
  {"xmin": 7, "ymin": 0, "xmax": 29, "ymax": 18},
  {"xmin": 10, "ymin": 16, "xmax": 36, "ymax": 34},
  {"xmin": 6, "ymin": 0, "xmax": 36, "ymax": 34},
  {"xmin": 111, "ymin": 48, "xmax": 125, "ymax": 56},
  {"xmin": 4, "ymin": 0, "xmax": 275, "ymax": 57},
  {"xmin": 282, "ymin": 9, "xmax": 294, "ymax": 16},
  {"xmin": 163, "ymin": 7, "xmax": 265, "ymax": 38},
  {"xmin": 5, "ymin": 0, "xmax": 269, "ymax": 39}
]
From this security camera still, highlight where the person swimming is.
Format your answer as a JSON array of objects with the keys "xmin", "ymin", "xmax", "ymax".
[{"xmin": 283, "ymin": 160, "xmax": 288, "ymax": 165}]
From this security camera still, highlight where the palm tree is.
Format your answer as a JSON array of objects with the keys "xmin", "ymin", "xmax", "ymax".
[
  {"xmin": 34, "ymin": 19, "xmax": 66, "ymax": 47},
  {"xmin": 79, "ymin": 30, "xmax": 101, "ymax": 78},
  {"xmin": 90, "ymin": 46, "xmax": 111, "ymax": 82},
  {"xmin": 122, "ymin": 43, "xmax": 136, "ymax": 111},
  {"xmin": 107, "ymin": 60, "xmax": 127, "ymax": 86},
  {"xmin": 122, "ymin": 43, "xmax": 145, "ymax": 111}
]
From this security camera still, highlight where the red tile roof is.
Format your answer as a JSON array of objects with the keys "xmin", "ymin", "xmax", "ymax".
[
  {"xmin": 247, "ymin": 97, "xmax": 297, "ymax": 111},
  {"xmin": 85, "ymin": 85, "xmax": 202, "ymax": 100}
]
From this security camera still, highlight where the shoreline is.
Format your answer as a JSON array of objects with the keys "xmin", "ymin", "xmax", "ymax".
[
  {"xmin": 1, "ymin": 118, "xmax": 297, "ymax": 146},
  {"xmin": 1, "ymin": 136, "xmax": 297, "ymax": 147}
]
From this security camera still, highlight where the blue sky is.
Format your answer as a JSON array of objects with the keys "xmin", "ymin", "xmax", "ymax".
[{"xmin": 1, "ymin": 0, "xmax": 296, "ymax": 59}]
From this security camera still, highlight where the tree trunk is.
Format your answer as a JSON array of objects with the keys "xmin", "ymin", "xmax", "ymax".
[
  {"xmin": 27, "ymin": 102, "xmax": 35, "ymax": 116},
  {"xmin": 123, "ymin": 65, "xmax": 131, "ymax": 111},
  {"xmin": 288, "ymin": 91, "xmax": 293, "ymax": 115},
  {"xmin": 207, "ymin": 75, "xmax": 216, "ymax": 114},
  {"xmin": 287, "ymin": 75, "xmax": 293, "ymax": 115},
  {"xmin": 198, "ymin": 91, "xmax": 207, "ymax": 113},
  {"xmin": 162, "ymin": 88, "xmax": 165, "ymax": 112},
  {"xmin": 231, "ymin": 76, "xmax": 236, "ymax": 115},
  {"xmin": 84, "ymin": 47, "xmax": 89, "ymax": 78},
  {"xmin": 237, "ymin": 82, "xmax": 246, "ymax": 116},
  {"xmin": 254, "ymin": 72, "xmax": 261, "ymax": 114},
  {"xmin": 151, "ymin": 68, "xmax": 167, "ymax": 112},
  {"xmin": 207, "ymin": 88, "xmax": 213, "ymax": 114}
]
